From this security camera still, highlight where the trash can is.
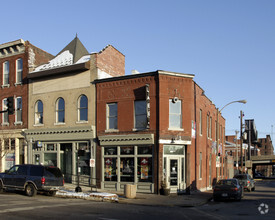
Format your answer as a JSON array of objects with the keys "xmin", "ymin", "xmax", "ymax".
[{"xmin": 124, "ymin": 184, "xmax": 136, "ymax": 199}]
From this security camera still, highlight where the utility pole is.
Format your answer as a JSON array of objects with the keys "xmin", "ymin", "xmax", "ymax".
[
  {"xmin": 235, "ymin": 130, "xmax": 239, "ymax": 174},
  {"xmin": 240, "ymin": 111, "xmax": 243, "ymax": 174}
]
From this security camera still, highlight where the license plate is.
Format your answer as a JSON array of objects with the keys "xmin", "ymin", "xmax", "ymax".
[{"xmin": 222, "ymin": 193, "xmax": 228, "ymax": 197}]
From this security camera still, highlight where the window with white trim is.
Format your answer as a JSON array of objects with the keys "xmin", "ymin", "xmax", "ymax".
[
  {"xmin": 35, "ymin": 100, "xmax": 43, "ymax": 124},
  {"xmin": 3, "ymin": 61, "xmax": 9, "ymax": 86},
  {"xmin": 56, "ymin": 98, "xmax": 65, "ymax": 123},
  {"xmin": 15, "ymin": 97, "xmax": 22, "ymax": 123},
  {"xmin": 16, "ymin": 58, "xmax": 23, "ymax": 84},
  {"xmin": 2, "ymin": 98, "xmax": 8, "ymax": 124},
  {"xmin": 169, "ymin": 99, "xmax": 182, "ymax": 129},
  {"xmin": 78, "ymin": 95, "xmax": 88, "ymax": 122},
  {"xmin": 107, "ymin": 103, "xmax": 117, "ymax": 130}
]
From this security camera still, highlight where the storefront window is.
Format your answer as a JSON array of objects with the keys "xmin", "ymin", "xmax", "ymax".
[
  {"xmin": 164, "ymin": 145, "xmax": 184, "ymax": 155},
  {"xmin": 47, "ymin": 144, "xmax": 55, "ymax": 151},
  {"xmin": 120, "ymin": 146, "xmax": 134, "ymax": 155},
  {"xmin": 44, "ymin": 153, "xmax": 57, "ymax": 166},
  {"xmin": 104, "ymin": 158, "xmax": 117, "ymax": 181},
  {"xmin": 138, "ymin": 146, "xmax": 152, "ymax": 155},
  {"xmin": 104, "ymin": 147, "xmax": 117, "ymax": 155},
  {"xmin": 120, "ymin": 158, "xmax": 134, "ymax": 182},
  {"xmin": 102, "ymin": 145, "xmax": 153, "ymax": 183},
  {"xmin": 138, "ymin": 157, "xmax": 152, "ymax": 182}
]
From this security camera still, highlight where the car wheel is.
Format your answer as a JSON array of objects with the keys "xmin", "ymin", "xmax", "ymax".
[
  {"xmin": 25, "ymin": 184, "xmax": 37, "ymax": 197},
  {"xmin": 47, "ymin": 191, "xmax": 57, "ymax": 196},
  {"xmin": 0, "ymin": 181, "xmax": 4, "ymax": 193}
]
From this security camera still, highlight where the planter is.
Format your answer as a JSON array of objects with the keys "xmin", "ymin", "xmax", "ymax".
[{"xmin": 160, "ymin": 188, "xmax": 170, "ymax": 196}]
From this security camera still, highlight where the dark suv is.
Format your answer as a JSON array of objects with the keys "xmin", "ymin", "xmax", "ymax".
[{"xmin": 0, "ymin": 164, "xmax": 64, "ymax": 197}]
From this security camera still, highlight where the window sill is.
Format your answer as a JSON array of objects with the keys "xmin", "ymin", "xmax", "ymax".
[
  {"xmin": 1, "ymin": 84, "xmax": 10, "ymax": 88},
  {"xmin": 34, "ymin": 124, "xmax": 44, "ymax": 127},
  {"xmin": 76, "ymin": 121, "xmax": 88, "ymax": 124},
  {"xmin": 132, "ymin": 128, "xmax": 148, "ymax": 131},
  {"xmin": 105, "ymin": 129, "xmax": 119, "ymax": 133},
  {"xmin": 168, "ymin": 128, "xmax": 184, "ymax": 131},
  {"xmin": 54, "ymin": 122, "xmax": 66, "ymax": 126},
  {"xmin": 1, "ymin": 123, "xmax": 9, "ymax": 126},
  {"xmin": 14, "ymin": 122, "xmax": 23, "ymax": 126},
  {"xmin": 14, "ymin": 82, "xmax": 23, "ymax": 87}
]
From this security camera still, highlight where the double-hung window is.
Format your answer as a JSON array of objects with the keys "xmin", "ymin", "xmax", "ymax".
[
  {"xmin": 3, "ymin": 61, "xmax": 9, "ymax": 86},
  {"xmin": 16, "ymin": 58, "xmax": 23, "ymax": 84},
  {"xmin": 107, "ymin": 103, "xmax": 117, "ymax": 130},
  {"xmin": 169, "ymin": 99, "xmax": 182, "ymax": 129},
  {"xmin": 134, "ymin": 100, "xmax": 147, "ymax": 130},
  {"xmin": 15, "ymin": 97, "xmax": 22, "ymax": 124},
  {"xmin": 2, "ymin": 98, "xmax": 8, "ymax": 124}
]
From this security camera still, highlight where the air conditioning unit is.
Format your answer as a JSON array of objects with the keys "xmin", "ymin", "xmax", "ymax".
[{"xmin": 172, "ymin": 97, "xmax": 178, "ymax": 103}]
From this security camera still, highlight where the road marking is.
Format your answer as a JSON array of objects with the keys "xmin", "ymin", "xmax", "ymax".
[
  {"xmin": 0, "ymin": 202, "xmax": 88, "ymax": 214},
  {"xmin": 190, "ymin": 207, "xmax": 223, "ymax": 220}
]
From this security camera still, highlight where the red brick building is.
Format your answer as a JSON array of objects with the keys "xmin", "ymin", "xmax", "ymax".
[
  {"xmin": 257, "ymin": 135, "xmax": 274, "ymax": 177},
  {"xmin": 95, "ymin": 70, "xmax": 225, "ymax": 194},
  {"xmin": 0, "ymin": 39, "xmax": 53, "ymax": 171}
]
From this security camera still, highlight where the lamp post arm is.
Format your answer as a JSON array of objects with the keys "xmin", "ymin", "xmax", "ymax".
[{"xmin": 220, "ymin": 100, "xmax": 247, "ymax": 112}]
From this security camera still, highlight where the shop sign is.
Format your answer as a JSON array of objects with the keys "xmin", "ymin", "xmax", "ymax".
[
  {"xmin": 90, "ymin": 159, "xmax": 95, "ymax": 167},
  {"xmin": 216, "ymin": 156, "xmax": 221, "ymax": 167},
  {"xmin": 191, "ymin": 121, "xmax": 196, "ymax": 138},
  {"xmin": 5, "ymin": 153, "xmax": 15, "ymax": 170}
]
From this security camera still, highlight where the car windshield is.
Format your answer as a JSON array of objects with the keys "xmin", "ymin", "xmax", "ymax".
[
  {"xmin": 216, "ymin": 180, "xmax": 236, "ymax": 186},
  {"xmin": 234, "ymin": 175, "xmax": 247, "ymax": 180},
  {"xmin": 44, "ymin": 167, "xmax": 63, "ymax": 178}
]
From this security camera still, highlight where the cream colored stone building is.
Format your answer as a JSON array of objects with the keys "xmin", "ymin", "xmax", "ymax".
[{"xmin": 23, "ymin": 36, "xmax": 125, "ymax": 185}]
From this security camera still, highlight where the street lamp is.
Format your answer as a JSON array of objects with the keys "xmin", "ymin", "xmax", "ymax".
[
  {"xmin": 216, "ymin": 99, "xmax": 247, "ymax": 179},
  {"xmin": 220, "ymin": 100, "xmax": 247, "ymax": 112}
]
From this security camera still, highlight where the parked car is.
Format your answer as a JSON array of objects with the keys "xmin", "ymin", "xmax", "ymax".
[
  {"xmin": 233, "ymin": 174, "xmax": 255, "ymax": 192},
  {"xmin": 213, "ymin": 178, "xmax": 244, "ymax": 201},
  {"xmin": 0, "ymin": 164, "xmax": 64, "ymax": 197}
]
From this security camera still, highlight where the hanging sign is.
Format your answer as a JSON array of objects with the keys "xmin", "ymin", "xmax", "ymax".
[{"xmin": 90, "ymin": 159, "xmax": 95, "ymax": 167}]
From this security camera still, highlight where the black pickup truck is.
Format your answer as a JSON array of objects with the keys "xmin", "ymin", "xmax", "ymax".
[{"xmin": 0, "ymin": 164, "xmax": 64, "ymax": 197}]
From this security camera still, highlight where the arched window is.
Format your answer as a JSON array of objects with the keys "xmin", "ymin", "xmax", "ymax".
[
  {"xmin": 78, "ymin": 95, "xmax": 88, "ymax": 121},
  {"xmin": 35, "ymin": 100, "xmax": 43, "ymax": 124},
  {"xmin": 56, "ymin": 98, "xmax": 65, "ymax": 123}
]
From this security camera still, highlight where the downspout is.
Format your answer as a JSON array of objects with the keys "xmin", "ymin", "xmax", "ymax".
[
  {"xmin": 156, "ymin": 73, "xmax": 160, "ymax": 194},
  {"xmin": 194, "ymin": 82, "xmax": 197, "ymax": 191}
]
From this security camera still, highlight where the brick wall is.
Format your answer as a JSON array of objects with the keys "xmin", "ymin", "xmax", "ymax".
[{"xmin": 94, "ymin": 45, "xmax": 125, "ymax": 77}]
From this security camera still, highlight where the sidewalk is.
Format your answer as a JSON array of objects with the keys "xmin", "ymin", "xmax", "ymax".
[{"xmin": 57, "ymin": 184, "xmax": 213, "ymax": 207}]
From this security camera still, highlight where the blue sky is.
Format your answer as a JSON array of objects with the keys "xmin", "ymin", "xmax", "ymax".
[{"xmin": 2, "ymin": 0, "xmax": 275, "ymax": 139}]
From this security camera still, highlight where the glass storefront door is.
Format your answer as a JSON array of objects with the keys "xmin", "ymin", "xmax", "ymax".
[
  {"xmin": 60, "ymin": 143, "xmax": 72, "ymax": 182},
  {"xmin": 163, "ymin": 145, "xmax": 186, "ymax": 193}
]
